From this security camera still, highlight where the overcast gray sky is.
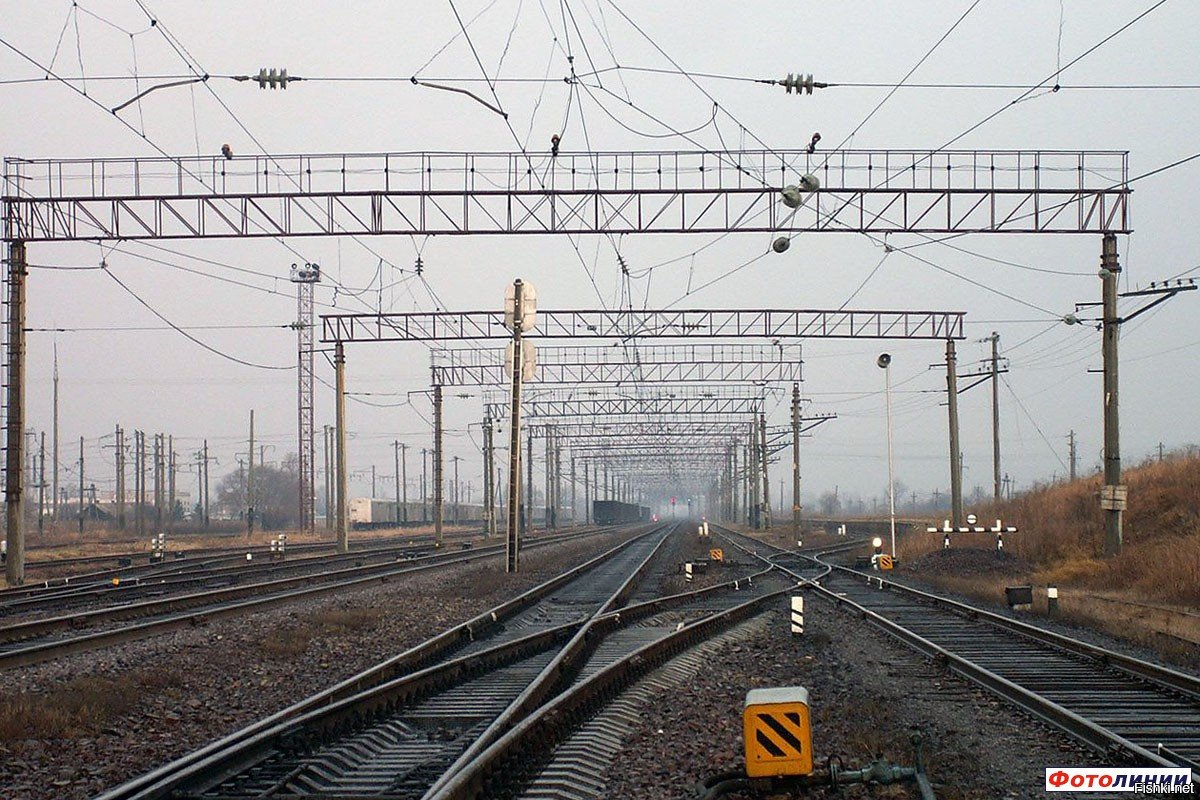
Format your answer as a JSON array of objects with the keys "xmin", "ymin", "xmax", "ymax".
[{"xmin": 3, "ymin": 1, "xmax": 1198, "ymax": 513}]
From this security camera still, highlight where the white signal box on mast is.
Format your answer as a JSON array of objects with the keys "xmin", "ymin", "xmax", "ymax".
[
  {"xmin": 504, "ymin": 281, "xmax": 538, "ymax": 332},
  {"xmin": 505, "ymin": 340, "xmax": 537, "ymax": 380}
]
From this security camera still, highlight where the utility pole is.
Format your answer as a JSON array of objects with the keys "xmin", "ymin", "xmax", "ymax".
[
  {"xmin": 134, "ymin": 431, "xmax": 144, "ymax": 537},
  {"xmin": 115, "ymin": 425, "xmax": 125, "ymax": 529},
  {"xmin": 759, "ymin": 411, "xmax": 771, "ymax": 529},
  {"xmin": 1100, "ymin": 234, "xmax": 1122, "ymax": 556},
  {"xmin": 400, "ymin": 438, "xmax": 410, "ymax": 525},
  {"xmin": 505, "ymin": 279, "xmax": 529, "ymax": 572},
  {"xmin": 946, "ymin": 339, "xmax": 964, "ymax": 528},
  {"xmin": 154, "ymin": 433, "xmax": 164, "ymax": 535},
  {"xmin": 526, "ymin": 429, "xmax": 534, "ymax": 536},
  {"xmin": 989, "ymin": 332, "xmax": 1002, "ymax": 501},
  {"xmin": 168, "ymin": 435, "xmax": 176, "ymax": 527},
  {"xmin": 544, "ymin": 428, "xmax": 553, "ymax": 530},
  {"xmin": 36, "ymin": 431, "xmax": 45, "ymax": 534},
  {"xmin": 790, "ymin": 382, "xmax": 801, "ymax": 535},
  {"xmin": 51, "ymin": 342, "xmax": 58, "ymax": 523},
  {"xmin": 78, "ymin": 436, "xmax": 84, "ymax": 534},
  {"xmin": 2, "ymin": 241, "xmax": 27, "ymax": 585},
  {"xmin": 1068, "ymin": 430, "xmax": 1077, "ymax": 482},
  {"xmin": 421, "ymin": 448, "xmax": 428, "ymax": 523},
  {"xmin": 247, "ymin": 411, "xmax": 255, "ymax": 537},
  {"xmin": 583, "ymin": 460, "xmax": 590, "ymax": 524},
  {"xmin": 570, "ymin": 455, "xmax": 576, "ymax": 526},
  {"xmin": 202, "ymin": 439, "xmax": 210, "ymax": 528},
  {"xmin": 482, "ymin": 419, "xmax": 494, "ymax": 536},
  {"xmin": 371, "ymin": 464, "xmax": 377, "ymax": 500},
  {"xmin": 324, "ymin": 425, "xmax": 333, "ymax": 529},
  {"xmin": 334, "ymin": 342, "xmax": 348, "ymax": 553},
  {"xmin": 1158, "ymin": 442, "xmax": 1164, "ymax": 462},
  {"xmin": 451, "ymin": 454, "xmax": 461, "ymax": 526},
  {"xmin": 432, "ymin": 382, "xmax": 444, "ymax": 546},
  {"xmin": 748, "ymin": 420, "xmax": 759, "ymax": 528}
]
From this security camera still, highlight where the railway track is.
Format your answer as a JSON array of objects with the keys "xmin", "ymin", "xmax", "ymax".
[
  {"xmin": 720, "ymin": 526, "xmax": 1200, "ymax": 783},
  {"xmin": 94, "ymin": 522, "xmax": 815, "ymax": 800},
  {"xmin": 0, "ymin": 529, "xmax": 521, "ymax": 615},
  {"xmin": 0, "ymin": 525, "xmax": 626, "ymax": 669},
  {"xmin": 10, "ymin": 528, "xmax": 482, "ymax": 589}
]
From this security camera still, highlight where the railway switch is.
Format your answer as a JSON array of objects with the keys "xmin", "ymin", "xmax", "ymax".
[{"xmin": 743, "ymin": 687, "xmax": 813, "ymax": 778}]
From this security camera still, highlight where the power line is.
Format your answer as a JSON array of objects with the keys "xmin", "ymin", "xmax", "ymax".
[{"xmin": 102, "ymin": 266, "xmax": 292, "ymax": 371}]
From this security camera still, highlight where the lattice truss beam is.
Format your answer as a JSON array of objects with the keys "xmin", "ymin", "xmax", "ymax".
[
  {"xmin": 3, "ymin": 149, "xmax": 1129, "ymax": 241},
  {"xmin": 326, "ymin": 309, "xmax": 965, "ymax": 343},
  {"xmin": 433, "ymin": 343, "xmax": 803, "ymax": 386},
  {"xmin": 485, "ymin": 395, "xmax": 764, "ymax": 419}
]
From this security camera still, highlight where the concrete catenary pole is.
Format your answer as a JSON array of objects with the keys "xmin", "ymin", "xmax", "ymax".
[
  {"xmin": 4, "ymin": 241, "xmax": 28, "ymax": 585},
  {"xmin": 1100, "ymin": 234, "xmax": 1123, "ymax": 556},
  {"xmin": 1068, "ymin": 430, "xmax": 1077, "ymax": 482},
  {"xmin": 505, "ymin": 279, "xmax": 526, "ymax": 572},
  {"xmin": 791, "ymin": 382, "xmax": 801, "ymax": 535},
  {"xmin": 115, "ymin": 425, "xmax": 125, "ymax": 529},
  {"xmin": 51, "ymin": 343, "xmax": 58, "ymax": 522},
  {"xmin": 946, "ymin": 339, "xmax": 964, "ymax": 528},
  {"xmin": 334, "ymin": 342, "xmax": 348, "ymax": 553},
  {"xmin": 247, "ymin": 412, "xmax": 255, "ymax": 537},
  {"xmin": 78, "ymin": 436, "xmax": 85, "ymax": 534},
  {"xmin": 989, "ymin": 332, "xmax": 1002, "ymax": 501},
  {"xmin": 433, "ymin": 382, "xmax": 444, "ymax": 546},
  {"xmin": 202, "ymin": 439, "xmax": 210, "ymax": 528},
  {"xmin": 759, "ymin": 411, "xmax": 771, "ymax": 530}
]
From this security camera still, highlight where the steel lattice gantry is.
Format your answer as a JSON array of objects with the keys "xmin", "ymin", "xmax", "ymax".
[
  {"xmin": 484, "ymin": 395, "xmax": 764, "ymax": 420},
  {"xmin": 432, "ymin": 343, "xmax": 803, "ymax": 386},
  {"xmin": 4, "ymin": 149, "xmax": 1128, "ymax": 241},
  {"xmin": 0, "ymin": 146, "xmax": 1132, "ymax": 585},
  {"xmin": 324, "ymin": 308, "xmax": 965, "ymax": 343}
]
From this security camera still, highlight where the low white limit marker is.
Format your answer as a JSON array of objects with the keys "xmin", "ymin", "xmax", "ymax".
[{"xmin": 790, "ymin": 595, "xmax": 804, "ymax": 635}]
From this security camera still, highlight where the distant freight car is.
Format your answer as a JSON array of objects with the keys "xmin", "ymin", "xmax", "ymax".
[
  {"xmin": 592, "ymin": 500, "xmax": 651, "ymax": 525},
  {"xmin": 348, "ymin": 498, "xmax": 486, "ymax": 529}
]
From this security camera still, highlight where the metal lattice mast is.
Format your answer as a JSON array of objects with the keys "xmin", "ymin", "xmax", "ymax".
[{"xmin": 291, "ymin": 262, "xmax": 321, "ymax": 534}]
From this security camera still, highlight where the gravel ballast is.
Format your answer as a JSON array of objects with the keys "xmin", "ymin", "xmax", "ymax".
[
  {"xmin": 0, "ymin": 528, "xmax": 636, "ymax": 800},
  {"xmin": 604, "ymin": 596, "xmax": 1102, "ymax": 800}
]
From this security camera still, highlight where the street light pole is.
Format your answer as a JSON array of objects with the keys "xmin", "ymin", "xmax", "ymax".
[{"xmin": 878, "ymin": 354, "xmax": 897, "ymax": 557}]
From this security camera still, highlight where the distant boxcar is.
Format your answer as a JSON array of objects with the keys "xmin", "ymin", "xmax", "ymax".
[
  {"xmin": 592, "ymin": 500, "xmax": 651, "ymax": 525},
  {"xmin": 348, "ymin": 498, "xmax": 486, "ymax": 529}
]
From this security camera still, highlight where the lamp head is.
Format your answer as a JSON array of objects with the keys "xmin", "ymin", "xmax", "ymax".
[{"xmin": 877, "ymin": 353, "xmax": 892, "ymax": 368}]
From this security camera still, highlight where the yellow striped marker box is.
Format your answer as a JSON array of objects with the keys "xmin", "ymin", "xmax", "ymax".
[{"xmin": 743, "ymin": 687, "xmax": 813, "ymax": 778}]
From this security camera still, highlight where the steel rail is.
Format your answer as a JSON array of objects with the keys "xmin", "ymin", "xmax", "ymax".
[
  {"xmin": 425, "ymin": 587, "xmax": 798, "ymax": 799},
  {"xmin": 421, "ymin": 522, "xmax": 680, "ymax": 796},
  {"xmin": 719, "ymin": 526, "xmax": 1200, "ymax": 780},
  {"xmin": 98, "ymin": 523, "xmax": 734, "ymax": 799},
  {"xmin": 424, "ymin": 536, "xmax": 842, "ymax": 799},
  {"xmin": 99, "ymin": 544, "xmax": 776, "ymax": 800},
  {"xmin": 0, "ymin": 532, "xmax": 490, "ymax": 613},
  {"xmin": 92, "ymin": 524, "xmax": 670, "ymax": 800},
  {"xmin": 0, "ymin": 527, "xmax": 623, "ymax": 669}
]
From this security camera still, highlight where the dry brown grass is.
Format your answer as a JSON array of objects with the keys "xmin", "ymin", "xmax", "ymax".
[
  {"xmin": 899, "ymin": 453, "xmax": 1200, "ymax": 606},
  {"xmin": 0, "ymin": 668, "xmax": 182, "ymax": 741},
  {"xmin": 892, "ymin": 454, "xmax": 1200, "ymax": 661}
]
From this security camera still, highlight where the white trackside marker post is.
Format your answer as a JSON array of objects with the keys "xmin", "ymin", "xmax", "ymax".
[
  {"xmin": 685, "ymin": 562, "xmax": 693, "ymax": 584},
  {"xmin": 1047, "ymin": 585, "xmax": 1059, "ymax": 615},
  {"xmin": 791, "ymin": 595, "xmax": 804, "ymax": 635}
]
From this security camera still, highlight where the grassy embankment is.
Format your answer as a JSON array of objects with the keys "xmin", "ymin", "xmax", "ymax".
[{"xmin": 897, "ymin": 452, "xmax": 1200, "ymax": 659}]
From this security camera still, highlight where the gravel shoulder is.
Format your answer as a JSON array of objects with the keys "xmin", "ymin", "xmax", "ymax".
[
  {"xmin": 0, "ymin": 528, "xmax": 635, "ymax": 800},
  {"xmin": 885, "ymin": 569, "xmax": 1200, "ymax": 674},
  {"xmin": 604, "ymin": 595, "xmax": 1102, "ymax": 800}
]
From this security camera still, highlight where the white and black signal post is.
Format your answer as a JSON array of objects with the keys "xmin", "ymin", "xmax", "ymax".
[{"xmin": 504, "ymin": 279, "xmax": 536, "ymax": 572}]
